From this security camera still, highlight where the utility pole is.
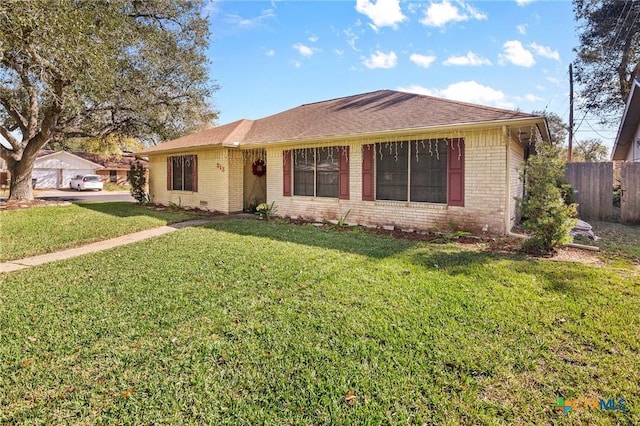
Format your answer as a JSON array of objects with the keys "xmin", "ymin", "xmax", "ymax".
[{"xmin": 568, "ymin": 63, "xmax": 573, "ymax": 163}]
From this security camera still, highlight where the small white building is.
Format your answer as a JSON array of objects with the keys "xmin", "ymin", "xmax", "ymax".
[{"xmin": 0, "ymin": 150, "xmax": 104, "ymax": 189}]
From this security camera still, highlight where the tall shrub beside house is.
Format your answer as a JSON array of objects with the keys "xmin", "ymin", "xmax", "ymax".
[
  {"xmin": 518, "ymin": 140, "xmax": 577, "ymax": 254},
  {"xmin": 128, "ymin": 161, "xmax": 149, "ymax": 204}
]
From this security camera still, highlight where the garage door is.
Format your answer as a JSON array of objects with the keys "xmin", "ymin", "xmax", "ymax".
[
  {"xmin": 62, "ymin": 169, "xmax": 96, "ymax": 188},
  {"xmin": 32, "ymin": 169, "xmax": 60, "ymax": 189}
]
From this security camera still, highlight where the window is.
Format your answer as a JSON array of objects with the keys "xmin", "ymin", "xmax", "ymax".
[
  {"xmin": 375, "ymin": 140, "xmax": 448, "ymax": 203},
  {"xmin": 293, "ymin": 147, "xmax": 341, "ymax": 198},
  {"xmin": 109, "ymin": 170, "xmax": 117, "ymax": 183},
  {"xmin": 167, "ymin": 155, "xmax": 197, "ymax": 191}
]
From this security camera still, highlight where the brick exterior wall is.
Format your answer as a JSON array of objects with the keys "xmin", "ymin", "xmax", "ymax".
[
  {"xmin": 148, "ymin": 147, "xmax": 244, "ymax": 214},
  {"xmin": 266, "ymin": 129, "xmax": 522, "ymax": 234},
  {"xmin": 147, "ymin": 128, "xmax": 527, "ymax": 234}
]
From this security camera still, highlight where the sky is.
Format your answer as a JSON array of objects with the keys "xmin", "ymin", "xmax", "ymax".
[{"xmin": 205, "ymin": 0, "xmax": 618, "ymax": 151}]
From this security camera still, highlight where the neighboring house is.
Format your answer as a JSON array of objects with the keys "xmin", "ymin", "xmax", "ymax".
[
  {"xmin": 34, "ymin": 150, "xmax": 104, "ymax": 188},
  {"xmin": 612, "ymin": 78, "xmax": 640, "ymax": 162},
  {"xmin": 0, "ymin": 150, "xmax": 104, "ymax": 189},
  {"xmin": 74, "ymin": 152, "xmax": 148, "ymax": 185},
  {"xmin": 138, "ymin": 90, "xmax": 549, "ymax": 234}
]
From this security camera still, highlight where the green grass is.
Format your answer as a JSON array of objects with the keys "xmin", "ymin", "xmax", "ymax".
[
  {"xmin": 0, "ymin": 202, "xmax": 199, "ymax": 262},
  {"xmin": 1, "ymin": 220, "xmax": 638, "ymax": 424}
]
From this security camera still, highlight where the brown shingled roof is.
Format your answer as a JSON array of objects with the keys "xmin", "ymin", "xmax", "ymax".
[
  {"xmin": 140, "ymin": 119, "xmax": 254, "ymax": 154},
  {"xmin": 139, "ymin": 90, "xmax": 543, "ymax": 154}
]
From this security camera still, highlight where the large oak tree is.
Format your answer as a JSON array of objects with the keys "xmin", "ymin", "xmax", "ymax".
[
  {"xmin": 0, "ymin": 0, "xmax": 216, "ymax": 200},
  {"xmin": 573, "ymin": 0, "xmax": 640, "ymax": 118}
]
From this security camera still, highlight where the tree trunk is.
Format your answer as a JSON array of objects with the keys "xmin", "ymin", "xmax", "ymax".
[{"xmin": 7, "ymin": 152, "xmax": 37, "ymax": 201}]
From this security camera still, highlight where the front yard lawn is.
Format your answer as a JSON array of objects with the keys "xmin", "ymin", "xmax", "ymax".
[
  {"xmin": 0, "ymin": 220, "xmax": 638, "ymax": 424},
  {"xmin": 0, "ymin": 202, "xmax": 200, "ymax": 262}
]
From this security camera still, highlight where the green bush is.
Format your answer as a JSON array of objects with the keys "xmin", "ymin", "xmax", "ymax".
[
  {"xmin": 517, "ymin": 140, "xmax": 577, "ymax": 254},
  {"xmin": 128, "ymin": 161, "xmax": 149, "ymax": 204}
]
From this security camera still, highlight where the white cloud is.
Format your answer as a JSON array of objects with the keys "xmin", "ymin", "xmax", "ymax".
[
  {"xmin": 516, "ymin": 24, "xmax": 527, "ymax": 34},
  {"xmin": 516, "ymin": 93, "xmax": 544, "ymax": 102},
  {"xmin": 266, "ymin": 49, "xmax": 275, "ymax": 57},
  {"xmin": 420, "ymin": 0, "xmax": 487, "ymax": 28},
  {"xmin": 529, "ymin": 42, "xmax": 560, "ymax": 61},
  {"xmin": 355, "ymin": 0, "xmax": 407, "ymax": 29},
  {"xmin": 333, "ymin": 48, "xmax": 344, "ymax": 56},
  {"xmin": 443, "ymin": 51, "xmax": 491, "ymax": 66},
  {"xmin": 516, "ymin": 0, "xmax": 535, "ymax": 6},
  {"xmin": 344, "ymin": 28, "xmax": 361, "ymax": 52},
  {"xmin": 225, "ymin": 8, "xmax": 275, "ymax": 29},
  {"xmin": 291, "ymin": 60, "xmax": 302, "ymax": 68},
  {"xmin": 363, "ymin": 50, "xmax": 398, "ymax": 69},
  {"xmin": 398, "ymin": 81, "xmax": 514, "ymax": 109},
  {"xmin": 293, "ymin": 43, "xmax": 314, "ymax": 57},
  {"xmin": 499, "ymin": 40, "xmax": 535, "ymax": 67},
  {"xmin": 409, "ymin": 53, "xmax": 437, "ymax": 68},
  {"xmin": 308, "ymin": 34, "xmax": 319, "ymax": 43}
]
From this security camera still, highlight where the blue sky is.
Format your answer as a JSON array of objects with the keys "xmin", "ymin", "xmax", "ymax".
[{"xmin": 206, "ymin": 0, "xmax": 617, "ymax": 150}]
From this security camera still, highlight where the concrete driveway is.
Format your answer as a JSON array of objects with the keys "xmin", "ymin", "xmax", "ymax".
[{"xmin": 1, "ymin": 188, "xmax": 136, "ymax": 203}]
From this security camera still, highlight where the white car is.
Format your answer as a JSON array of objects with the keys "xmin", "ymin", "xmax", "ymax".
[{"xmin": 70, "ymin": 174, "xmax": 104, "ymax": 191}]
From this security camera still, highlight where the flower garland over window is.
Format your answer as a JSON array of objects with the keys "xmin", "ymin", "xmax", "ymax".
[{"xmin": 252, "ymin": 159, "xmax": 266, "ymax": 177}]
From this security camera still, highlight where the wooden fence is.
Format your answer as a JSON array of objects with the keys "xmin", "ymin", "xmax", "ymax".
[
  {"xmin": 565, "ymin": 161, "xmax": 640, "ymax": 223},
  {"xmin": 621, "ymin": 162, "xmax": 640, "ymax": 223},
  {"xmin": 565, "ymin": 162, "xmax": 613, "ymax": 221}
]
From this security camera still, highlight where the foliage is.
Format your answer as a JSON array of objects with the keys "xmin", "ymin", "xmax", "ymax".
[
  {"xmin": 0, "ymin": 0, "xmax": 217, "ymax": 200},
  {"xmin": 518, "ymin": 140, "xmax": 578, "ymax": 254},
  {"xmin": 128, "ymin": 161, "xmax": 149, "ymax": 204},
  {"xmin": 532, "ymin": 110, "xmax": 569, "ymax": 148},
  {"xmin": 0, "ymin": 202, "xmax": 199, "ymax": 262},
  {"xmin": 573, "ymin": 138, "xmax": 609, "ymax": 162},
  {"xmin": 46, "ymin": 135, "xmax": 144, "ymax": 158},
  {"xmin": 573, "ymin": 0, "xmax": 640, "ymax": 118},
  {"xmin": 255, "ymin": 201, "xmax": 278, "ymax": 221},
  {"xmin": 613, "ymin": 181, "xmax": 622, "ymax": 208},
  {"xmin": 1, "ymin": 220, "xmax": 638, "ymax": 424},
  {"xmin": 336, "ymin": 209, "xmax": 352, "ymax": 227}
]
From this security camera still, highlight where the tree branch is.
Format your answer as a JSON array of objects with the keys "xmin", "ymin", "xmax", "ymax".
[{"xmin": 0, "ymin": 124, "xmax": 21, "ymax": 151}]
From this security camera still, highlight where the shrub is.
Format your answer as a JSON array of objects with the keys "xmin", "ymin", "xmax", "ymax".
[
  {"xmin": 517, "ymin": 140, "xmax": 577, "ymax": 254},
  {"xmin": 255, "ymin": 201, "xmax": 278, "ymax": 221},
  {"xmin": 128, "ymin": 161, "xmax": 149, "ymax": 204}
]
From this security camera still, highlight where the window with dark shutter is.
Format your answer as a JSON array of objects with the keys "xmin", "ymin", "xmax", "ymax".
[
  {"xmin": 291, "ymin": 146, "xmax": 344, "ymax": 198},
  {"xmin": 411, "ymin": 141, "xmax": 447, "ymax": 203},
  {"xmin": 167, "ymin": 155, "xmax": 197, "ymax": 192},
  {"xmin": 373, "ymin": 139, "xmax": 452, "ymax": 204},
  {"xmin": 362, "ymin": 145, "xmax": 374, "ymax": 201},
  {"xmin": 338, "ymin": 146, "xmax": 349, "ymax": 200},
  {"xmin": 294, "ymin": 148, "xmax": 315, "ymax": 196},
  {"xmin": 376, "ymin": 142, "xmax": 408, "ymax": 201},
  {"xmin": 447, "ymin": 138, "xmax": 465, "ymax": 207},
  {"xmin": 283, "ymin": 150, "xmax": 292, "ymax": 197}
]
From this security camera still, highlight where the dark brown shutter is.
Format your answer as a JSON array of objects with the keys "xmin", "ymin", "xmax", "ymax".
[
  {"xmin": 283, "ymin": 150, "xmax": 292, "ymax": 197},
  {"xmin": 447, "ymin": 138, "xmax": 465, "ymax": 207},
  {"xmin": 338, "ymin": 146, "xmax": 350, "ymax": 200},
  {"xmin": 362, "ymin": 144, "xmax": 374, "ymax": 201},
  {"xmin": 192, "ymin": 155, "xmax": 198, "ymax": 192},
  {"xmin": 167, "ymin": 157, "xmax": 172, "ymax": 190}
]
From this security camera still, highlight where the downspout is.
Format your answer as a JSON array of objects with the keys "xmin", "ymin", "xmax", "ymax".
[{"xmin": 503, "ymin": 126, "xmax": 599, "ymax": 251}]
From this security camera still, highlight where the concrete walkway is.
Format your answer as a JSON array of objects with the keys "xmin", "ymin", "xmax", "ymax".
[{"xmin": 0, "ymin": 218, "xmax": 223, "ymax": 273}]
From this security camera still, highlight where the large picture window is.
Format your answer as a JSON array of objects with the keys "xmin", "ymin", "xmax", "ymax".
[
  {"xmin": 375, "ymin": 140, "xmax": 447, "ymax": 203},
  {"xmin": 167, "ymin": 155, "xmax": 197, "ymax": 191},
  {"xmin": 293, "ymin": 147, "xmax": 340, "ymax": 198}
]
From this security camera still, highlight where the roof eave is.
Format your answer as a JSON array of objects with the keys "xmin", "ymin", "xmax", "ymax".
[
  {"xmin": 242, "ymin": 116, "xmax": 547, "ymax": 148},
  {"xmin": 611, "ymin": 79, "xmax": 640, "ymax": 160}
]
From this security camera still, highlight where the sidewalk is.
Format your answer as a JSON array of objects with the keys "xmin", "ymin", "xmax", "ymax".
[{"xmin": 0, "ymin": 218, "xmax": 217, "ymax": 273}]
